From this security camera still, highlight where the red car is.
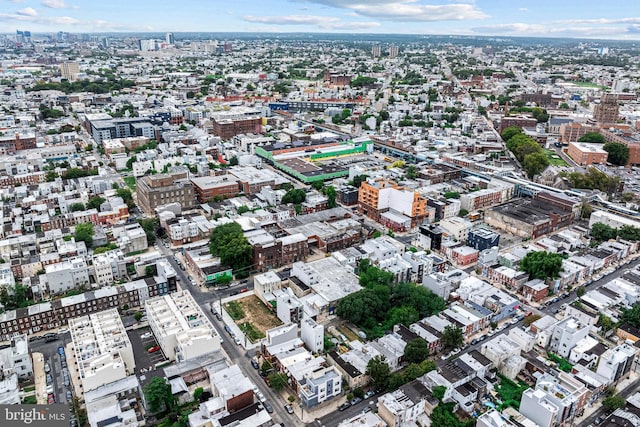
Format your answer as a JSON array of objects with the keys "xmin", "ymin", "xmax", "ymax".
[
  {"xmin": 239, "ymin": 287, "xmax": 249, "ymax": 293},
  {"xmin": 148, "ymin": 345, "xmax": 161, "ymax": 353},
  {"xmin": 48, "ymin": 393, "xmax": 55, "ymax": 404}
]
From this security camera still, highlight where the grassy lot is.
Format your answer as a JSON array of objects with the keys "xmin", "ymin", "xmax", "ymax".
[
  {"xmin": 544, "ymin": 149, "xmax": 569, "ymax": 166},
  {"xmin": 123, "ymin": 176, "xmax": 136, "ymax": 190},
  {"xmin": 573, "ymin": 81, "xmax": 607, "ymax": 89},
  {"xmin": 337, "ymin": 325, "xmax": 361, "ymax": 342},
  {"xmin": 495, "ymin": 374, "xmax": 529, "ymax": 410},
  {"xmin": 226, "ymin": 295, "xmax": 282, "ymax": 336},
  {"xmin": 224, "ymin": 301, "xmax": 245, "ymax": 320}
]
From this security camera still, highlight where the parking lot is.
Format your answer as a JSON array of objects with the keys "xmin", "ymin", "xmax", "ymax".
[{"xmin": 127, "ymin": 328, "xmax": 167, "ymax": 374}]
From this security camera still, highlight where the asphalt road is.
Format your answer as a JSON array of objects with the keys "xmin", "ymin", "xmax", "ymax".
[
  {"xmin": 154, "ymin": 241, "xmax": 291, "ymax": 425},
  {"xmin": 30, "ymin": 333, "xmax": 72, "ymax": 405},
  {"xmin": 578, "ymin": 377, "xmax": 640, "ymax": 427}
]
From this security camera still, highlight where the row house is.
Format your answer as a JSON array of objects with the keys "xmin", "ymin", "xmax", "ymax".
[
  {"xmin": 440, "ymin": 302, "xmax": 492, "ymax": 336},
  {"xmin": 482, "ymin": 264, "xmax": 529, "ymax": 291}
]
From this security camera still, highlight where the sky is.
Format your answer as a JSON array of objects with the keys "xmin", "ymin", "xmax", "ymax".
[{"xmin": 2, "ymin": 0, "xmax": 640, "ymax": 40}]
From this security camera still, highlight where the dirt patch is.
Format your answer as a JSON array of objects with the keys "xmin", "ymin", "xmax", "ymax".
[{"xmin": 226, "ymin": 295, "xmax": 282, "ymax": 335}]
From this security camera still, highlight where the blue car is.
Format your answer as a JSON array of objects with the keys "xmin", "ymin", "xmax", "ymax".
[{"xmin": 58, "ymin": 346, "xmax": 65, "ymax": 356}]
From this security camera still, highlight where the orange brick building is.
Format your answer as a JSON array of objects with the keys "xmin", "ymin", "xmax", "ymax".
[
  {"xmin": 358, "ymin": 179, "xmax": 428, "ymax": 228},
  {"xmin": 567, "ymin": 142, "xmax": 608, "ymax": 166}
]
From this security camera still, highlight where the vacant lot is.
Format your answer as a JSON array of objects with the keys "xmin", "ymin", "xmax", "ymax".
[
  {"xmin": 224, "ymin": 295, "xmax": 282, "ymax": 340},
  {"xmin": 544, "ymin": 149, "xmax": 569, "ymax": 166}
]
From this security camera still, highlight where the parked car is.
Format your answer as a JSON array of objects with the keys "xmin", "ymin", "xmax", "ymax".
[
  {"xmin": 44, "ymin": 363, "xmax": 50, "ymax": 373},
  {"xmin": 234, "ymin": 337, "xmax": 242, "ymax": 346},
  {"xmin": 350, "ymin": 397, "xmax": 363, "ymax": 405},
  {"xmin": 510, "ymin": 317, "xmax": 519, "ymax": 325},
  {"xmin": 230, "ymin": 291, "xmax": 239, "ymax": 296},
  {"xmin": 256, "ymin": 391, "xmax": 266, "ymax": 402},
  {"xmin": 239, "ymin": 287, "xmax": 249, "ymax": 293},
  {"xmin": 364, "ymin": 390, "xmax": 375, "ymax": 399},
  {"xmin": 46, "ymin": 374, "xmax": 52, "ymax": 385},
  {"xmin": 48, "ymin": 393, "xmax": 55, "ymax": 404},
  {"xmin": 215, "ymin": 313, "xmax": 223, "ymax": 321},
  {"xmin": 263, "ymin": 402, "xmax": 273, "ymax": 413},
  {"xmin": 363, "ymin": 406, "xmax": 372, "ymax": 413},
  {"xmin": 224, "ymin": 325, "xmax": 232, "ymax": 334},
  {"xmin": 147, "ymin": 345, "xmax": 161, "ymax": 353},
  {"xmin": 66, "ymin": 390, "xmax": 72, "ymax": 401},
  {"xmin": 61, "ymin": 359, "xmax": 67, "ymax": 369},
  {"xmin": 251, "ymin": 360, "xmax": 259, "ymax": 369},
  {"xmin": 338, "ymin": 402, "xmax": 351, "ymax": 411},
  {"xmin": 58, "ymin": 346, "xmax": 65, "ymax": 356},
  {"xmin": 284, "ymin": 404, "xmax": 294, "ymax": 414},
  {"xmin": 140, "ymin": 332, "xmax": 153, "ymax": 339}
]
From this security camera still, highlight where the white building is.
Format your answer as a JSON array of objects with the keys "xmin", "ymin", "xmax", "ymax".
[
  {"xmin": 45, "ymin": 256, "xmax": 90, "ymax": 294},
  {"xmin": 481, "ymin": 334, "xmax": 525, "ymax": 380},
  {"xmin": 596, "ymin": 343, "xmax": 637, "ymax": 385},
  {"xmin": 519, "ymin": 388, "xmax": 560, "ymax": 427},
  {"xmin": 69, "ymin": 308, "xmax": 134, "ymax": 392},
  {"xmin": 0, "ymin": 335, "xmax": 32, "ymax": 380},
  {"xmin": 85, "ymin": 375, "xmax": 142, "ymax": 427},
  {"xmin": 301, "ymin": 318, "xmax": 324, "ymax": 354},
  {"xmin": 145, "ymin": 290, "xmax": 221, "ymax": 362},
  {"xmin": 549, "ymin": 317, "xmax": 590, "ymax": 358},
  {"xmin": 92, "ymin": 250, "xmax": 127, "ymax": 286},
  {"xmin": 377, "ymin": 381, "xmax": 433, "ymax": 427}
]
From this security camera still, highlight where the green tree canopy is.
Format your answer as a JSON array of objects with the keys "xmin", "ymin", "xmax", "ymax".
[
  {"xmin": 604, "ymin": 142, "xmax": 630, "ymax": 166},
  {"xmin": 519, "ymin": 251, "xmax": 564, "ymax": 280},
  {"xmin": 336, "ymin": 288, "xmax": 389, "ymax": 325},
  {"xmin": 74, "ymin": 223, "xmax": 95, "ymax": 248},
  {"xmin": 432, "ymin": 385, "xmax": 447, "ymax": 401},
  {"xmin": 405, "ymin": 165, "xmax": 418, "ymax": 180},
  {"xmin": 143, "ymin": 377, "xmax": 176, "ymax": 414},
  {"xmin": 209, "ymin": 222, "xmax": 252, "ymax": 274},
  {"xmin": 523, "ymin": 151, "xmax": 550, "ymax": 178},
  {"xmin": 323, "ymin": 185, "xmax": 337, "ymax": 208},
  {"xmin": 441, "ymin": 325, "xmax": 464, "ymax": 350},
  {"xmin": 267, "ymin": 372, "xmax": 288, "ymax": 391},
  {"xmin": 603, "ymin": 394, "xmax": 626, "ymax": 412},
  {"xmin": 366, "ymin": 355, "xmax": 391, "ymax": 390},
  {"xmin": 567, "ymin": 168, "xmax": 621, "ymax": 194},
  {"xmin": 500, "ymin": 126, "xmax": 523, "ymax": 142},
  {"xmin": 282, "ymin": 188, "xmax": 306, "ymax": 205},
  {"xmin": 86, "ymin": 196, "xmax": 105, "ymax": 210},
  {"xmin": 591, "ymin": 222, "xmax": 618, "ymax": 242},
  {"xmin": 69, "ymin": 202, "xmax": 85, "ymax": 212},
  {"xmin": 619, "ymin": 303, "xmax": 640, "ymax": 328},
  {"xmin": 578, "ymin": 132, "xmax": 606, "ymax": 143},
  {"xmin": 403, "ymin": 338, "xmax": 430, "ymax": 364}
]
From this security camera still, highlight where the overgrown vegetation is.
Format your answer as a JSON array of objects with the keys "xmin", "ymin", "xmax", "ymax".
[
  {"xmin": 501, "ymin": 127, "xmax": 549, "ymax": 178},
  {"xmin": 495, "ymin": 374, "xmax": 529, "ymax": 409},
  {"xmin": 519, "ymin": 251, "xmax": 564, "ymax": 280},
  {"xmin": 209, "ymin": 222, "xmax": 252, "ymax": 278}
]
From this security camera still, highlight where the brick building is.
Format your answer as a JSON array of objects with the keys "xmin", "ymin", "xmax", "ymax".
[
  {"xmin": 567, "ymin": 142, "xmax": 608, "ymax": 166},
  {"xmin": 137, "ymin": 171, "xmax": 196, "ymax": 215},
  {"xmin": 190, "ymin": 174, "xmax": 240, "ymax": 202},
  {"xmin": 209, "ymin": 108, "xmax": 262, "ymax": 140}
]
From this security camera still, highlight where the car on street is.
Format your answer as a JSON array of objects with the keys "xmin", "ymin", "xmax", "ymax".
[
  {"xmin": 263, "ymin": 402, "xmax": 273, "ymax": 413},
  {"xmin": 284, "ymin": 404, "xmax": 294, "ymax": 414},
  {"xmin": 364, "ymin": 390, "xmax": 375, "ymax": 399},
  {"xmin": 251, "ymin": 360, "xmax": 259, "ymax": 369},
  {"xmin": 48, "ymin": 393, "xmax": 55, "ymax": 404},
  {"xmin": 140, "ymin": 332, "xmax": 153, "ymax": 339},
  {"xmin": 338, "ymin": 402, "xmax": 351, "ymax": 411},
  {"xmin": 215, "ymin": 313, "xmax": 223, "ymax": 321},
  {"xmin": 510, "ymin": 317, "xmax": 519, "ymax": 325},
  {"xmin": 61, "ymin": 359, "xmax": 67, "ymax": 369},
  {"xmin": 230, "ymin": 291, "xmax": 239, "ymax": 296},
  {"xmin": 224, "ymin": 325, "xmax": 232, "ymax": 334},
  {"xmin": 350, "ymin": 397, "xmax": 363, "ymax": 405},
  {"xmin": 240, "ymin": 287, "xmax": 249, "ymax": 293},
  {"xmin": 148, "ymin": 345, "xmax": 161, "ymax": 353},
  {"xmin": 46, "ymin": 374, "xmax": 52, "ymax": 385},
  {"xmin": 66, "ymin": 390, "xmax": 72, "ymax": 401},
  {"xmin": 234, "ymin": 337, "xmax": 242, "ymax": 346},
  {"xmin": 363, "ymin": 406, "xmax": 372, "ymax": 413}
]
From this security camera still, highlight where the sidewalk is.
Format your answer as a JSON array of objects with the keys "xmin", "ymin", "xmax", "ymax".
[
  {"xmin": 281, "ymin": 388, "xmax": 348, "ymax": 424},
  {"xmin": 572, "ymin": 371, "xmax": 639, "ymax": 424},
  {"xmin": 32, "ymin": 352, "xmax": 46, "ymax": 404}
]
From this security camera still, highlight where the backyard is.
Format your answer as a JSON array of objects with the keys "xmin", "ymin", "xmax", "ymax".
[
  {"xmin": 223, "ymin": 295, "xmax": 282, "ymax": 342},
  {"xmin": 123, "ymin": 176, "xmax": 136, "ymax": 190},
  {"xmin": 544, "ymin": 149, "xmax": 569, "ymax": 167}
]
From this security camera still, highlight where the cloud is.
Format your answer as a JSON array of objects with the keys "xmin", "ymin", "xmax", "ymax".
[
  {"xmin": 556, "ymin": 17, "xmax": 640, "ymax": 25},
  {"xmin": 297, "ymin": 0, "xmax": 489, "ymax": 22},
  {"xmin": 471, "ymin": 22, "xmax": 638, "ymax": 38},
  {"xmin": 519, "ymin": 8, "xmax": 528, "ymax": 12},
  {"xmin": 16, "ymin": 7, "xmax": 37, "ymax": 16},
  {"xmin": 243, "ymin": 14, "xmax": 379, "ymax": 30},
  {"xmin": 41, "ymin": 0, "xmax": 69, "ymax": 8}
]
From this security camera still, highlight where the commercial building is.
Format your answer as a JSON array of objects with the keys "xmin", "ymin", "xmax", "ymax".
[
  {"xmin": 209, "ymin": 108, "xmax": 262, "ymax": 139},
  {"xmin": 190, "ymin": 175, "xmax": 240, "ymax": 202},
  {"xmin": 359, "ymin": 178, "xmax": 428, "ymax": 229},
  {"xmin": 467, "ymin": 228, "xmax": 500, "ymax": 252},
  {"xmin": 145, "ymin": 290, "xmax": 221, "ymax": 362},
  {"xmin": 137, "ymin": 171, "xmax": 196, "ymax": 215},
  {"xmin": 594, "ymin": 93, "xmax": 619, "ymax": 124},
  {"xmin": 567, "ymin": 142, "xmax": 609, "ymax": 166},
  {"xmin": 83, "ymin": 113, "xmax": 155, "ymax": 144},
  {"xmin": 59, "ymin": 62, "xmax": 80, "ymax": 81},
  {"xmin": 69, "ymin": 308, "xmax": 134, "ymax": 392}
]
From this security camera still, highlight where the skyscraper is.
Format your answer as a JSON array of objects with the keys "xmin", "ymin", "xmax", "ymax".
[
  {"xmin": 371, "ymin": 45, "xmax": 381, "ymax": 57},
  {"xmin": 388, "ymin": 45, "xmax": 399, "ymax": 58},
  {"xmin": 59, "ymin": 62, "xmax": 80, "ymax": 81},
  {"xmin": 593, "ymin": 93, "xmax": 619, "ymax": 124},
  {"xmin": 165, "ymin": 32, "xmax": 174, "ymax": 45}
]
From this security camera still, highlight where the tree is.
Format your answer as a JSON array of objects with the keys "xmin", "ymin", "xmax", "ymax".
[
  {"xmin": 115, "ymin": 188, "xmax": 135, "ymax": 209},
  {"xmin": 366, "ymin": 355, "xmax": 391, "ymax": 390},
  {"xmin": 126, "ymin": 155, "xmax": 137, "ymax": 170},
  {"xmin": 403, "ymin": 338, "xmax": 430, "ymax": 364},
  {"xmin": 137, "ymin": 218, "xmax": 159, "ymax": 246},
  {"xmin": 69, "ymin": 202, "xmax": 85, "ymax": 212},
  {"xmin": 45, "ymin": 170, "xmax": 58, "ymax": 182},
  {"xmin": 591, "ymin": 222, "xmax": 617, "ymax": 242},
  {"xmin": 604, "ymin": 142, "xmax": 630, "ymax": 166},
  {"xmin": 134, "ymin": 311, "xmax": 143, "ymax": 322},
  {"xmin": 74, "ymin": 223, "xmax": 94, "ymax": 248},
  {"xmin": 229, "ymin": 156, "xmax": 239, "ymax": 166},
  {"xmin": 443, "ymin": 191, "xmax": 460, "ymax": 199},
  {"xmin": 281, "ymin": 189, "xmax": 306, "ymax": 205},
  {"xmin": 86, "ymin": 196, "xmax": 105, "ymax": 210},
  {"xmin": 336, "ymin": 288, "xmax": 387, "ymax": 325},
  {"xmin": 432, "ymin": 385, "xmax": 446, "ymax": 401},
  {"xmin": 441, "ymin": 325, "xmax": 464, "ymax": 350},
  {"xmin": 578, "ymin": 132, "xmax": 606, "ymax": 143},
  {"xmin": 324, "ymin": 185, "xmax": 337, "ymax": 208},
  {"xmin": 268, "ymin": 372, "xmax": 289, "ymax": 391},
  {"xmin": 405, "ymin": 165, "xmax": 418, "ymax": 180},
  {"xmin": 597, "ymin": 314, "xmax": 614, "ymax": 333},
  {"xmin": 352, "ymin": 174, "xmax": 368, "ymax": 188},
  {"xmin": 209, "ymin": 222, "xmax": 252, "ymax": 274},
  {"xmin": 237, "ymin": 205, "xmax": 250, "ymax": 214},
  {"xmin": 523, "ymin": 152, "xmax": 550, "ymax": 178},
  {"xmin": 143, "ymin": 377, "xmax": 176, "ymax": 414},
  {"xmin": 519, "ymin": 251, "xmax": 564, "ymax": 280},
  {"xmin": 193, "ymin": 387, "xmax": 204, "ymax": 402},
  {"xmin": 311, "ymin": 180, "xmax": 324, "ymax": 191},
  {"xmin": 576, "ymin": 286, "xmax": 586, "ymax": 298},
  {"xmin": 388, "ymin": 306, "xmax": 419, "ymax": 327},
  {"xmin": 603, "ymin": 394, "xmax": 626, "ymax": 412},
  {"xmin": 619, "ymin": 303, "xmax": 640, "ymax": 328},
  {"xmin": 523, "ymin": 314, "xmax": 542, "ymax": 327},
  {"xmin": 501, "ymin": 126, "xmax": 523, "ymax": 143}
]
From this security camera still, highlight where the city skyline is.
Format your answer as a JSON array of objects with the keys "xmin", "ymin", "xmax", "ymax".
[{"xmin": 1, "ymin": 0, "xmax": 640, "ymax": 40}]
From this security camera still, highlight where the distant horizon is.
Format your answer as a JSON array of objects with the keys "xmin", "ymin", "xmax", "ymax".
[
  {"xmin": 1, "ymin": 0, "xmax": 639, "ymax": 41},
  {"xmin": 3, "ymin": 31, "xmax": 639, "ymax": 45}
]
